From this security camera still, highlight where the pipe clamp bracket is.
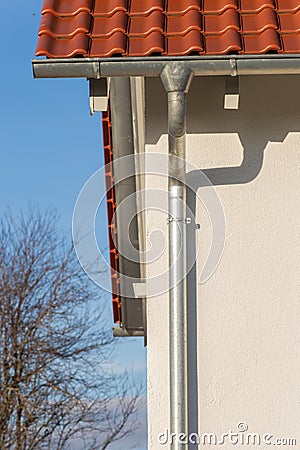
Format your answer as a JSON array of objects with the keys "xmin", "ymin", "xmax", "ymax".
[{"xmin": 167, "ymin": 217, "xmax": 192, "ymax": 224}]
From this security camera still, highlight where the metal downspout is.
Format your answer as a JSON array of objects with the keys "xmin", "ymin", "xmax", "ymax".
[{"xmin": 161, "ymin": 63, "xmax": 193, "ymax": 449}]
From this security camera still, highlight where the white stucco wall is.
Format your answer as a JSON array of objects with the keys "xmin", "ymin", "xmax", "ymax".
[{"xmin": 145, "ymin": 75, "xmax": 300, "ymax": 449}]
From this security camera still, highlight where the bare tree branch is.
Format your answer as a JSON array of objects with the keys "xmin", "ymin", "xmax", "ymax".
[{"xmin": 0, "ymin": 209, "xmax": 143, "ymax": 450}]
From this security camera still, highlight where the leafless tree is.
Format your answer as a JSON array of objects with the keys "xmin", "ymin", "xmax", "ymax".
[{"xmin": 0, "ymin": 209, "xmax": 142, "ymax": 450}]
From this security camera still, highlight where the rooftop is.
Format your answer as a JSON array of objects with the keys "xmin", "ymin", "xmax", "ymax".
[{"xmin": 36, "ymin": 0, "xmax": 300, "ymax": 58}]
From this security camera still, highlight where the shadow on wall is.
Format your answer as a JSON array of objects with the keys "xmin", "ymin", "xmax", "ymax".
[
  {"xmin": 146, "ymin": 74, "xmax": 300, "ymax": 449},
  {"xmin": 146, "ymin": 74, "xmax": 300, "ymax": 186}
]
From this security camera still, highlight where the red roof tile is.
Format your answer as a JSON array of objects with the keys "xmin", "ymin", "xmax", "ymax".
[
  {"xmin": 36, "ymin": 0, "xmax": 300, "ymax": 58},
  {"xmin": 203, "ymin": 0, "xmax": 238, "ymax": 14},
  {"xmin": 36, "ymin": 33, "xmax": 89, "ymax": 58},
  {"xmin": 240, "ymin": 0, "xmax": 276, "ymax": 13},
  {"xmin": 204, "ymin": 9, "xmax": 239, "ymax": 34},
  {"xmin": 205, "ymin": 28, "xmax": 242, "ymax": 54},
  {"xmin": 41, "ymin": 0, "xmax": 92, "ymax": 17},
  {"xmin": 281, "ymin": 33, "xmax": 300, "ymax": 52},
  {"xmin": 242, "ymin": 8, "xmax": 278, "ymax": 34},
  {"xmin": 90, "ymin": 32, "xmax": 127, "ymax": 57},
  {"xmin": 166, "ymin": 0, "xmax": 201, "ymax": 15},
  {"xmin": 243, "ymin": 28, "xmax": 281, "ymax": 53},
  {"xmin": 279, "ymin": 11, "xmax": 300, "ymax": 33},
  {"xmin": 167, "ymin": 29, "xmax": 204, "ymax": 55},
  {"xmin": 129, "ymin": 31, "xmax": 165, "ymax": 56},
  {"xmin": 38, "ymin": 12, "xmax": 91, "ymax": 38},
  {"xmin": 166, "ymin": 10, "xmax": 202, "ymax": 36},
  {"xmin": 130, "ymin": 11, "xmax": 165, "ymax": 36},
  {"xmin": 129, "ymin": 0, "xmax": 165, "ymax": 16},
  {"xmin": 93, "ymin": 12, "xmax": 128, "ymax": 37},
  {"xmin": 93, "ymin": 0, "xmax": 128, "ymax": 17},
  {"xmin": 277, "ymin": 0, "xmax": 300, "ymax": 13}
]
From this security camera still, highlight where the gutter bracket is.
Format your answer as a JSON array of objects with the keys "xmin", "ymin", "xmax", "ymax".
[
  {"xmin": 89, "ymin": 78, "xmax": 110, "ymax": 115},
  {"xmin": 113, "ymin": 326, "xmax": 144, "ymax": 337},
  {"xmin": 224, "ymin": 75, "xmax": 240, "ymax": 110},
  {"xmin": 133, "ymin": 282, "xmax": 147, "ymax": 298}
]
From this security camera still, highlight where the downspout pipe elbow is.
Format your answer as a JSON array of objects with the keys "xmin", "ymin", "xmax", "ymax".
[{"xmin": 160, "ymin": 63, "xmax": 193, "ymax": 183}]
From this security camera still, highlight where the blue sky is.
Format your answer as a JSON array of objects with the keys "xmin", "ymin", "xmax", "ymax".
[{"xmin": 0, "ymin": 2, "xmax": 146, "ymax": 448}]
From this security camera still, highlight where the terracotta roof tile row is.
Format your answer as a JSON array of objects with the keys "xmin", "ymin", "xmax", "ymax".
[
  {"xmin": 102, "ymin": 107, "xmax": 121, "ymax": 324},
  {"xmin": 36, "ymin": 0, "xmax": 300, "ymax": 57}
]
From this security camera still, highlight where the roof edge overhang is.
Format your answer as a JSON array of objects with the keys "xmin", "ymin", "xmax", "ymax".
[
  {"xmin": 33, "ymin": 55, "xmax": 300, "ymax": 79},
  {"xmin": 108, "ymin": 77, "xmax": 147, "ymax": 341}
]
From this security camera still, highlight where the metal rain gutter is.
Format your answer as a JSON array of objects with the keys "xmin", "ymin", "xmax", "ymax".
[{"xmin": 32, "ymin": 55, "xmax": 300, "ymax": 79}]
